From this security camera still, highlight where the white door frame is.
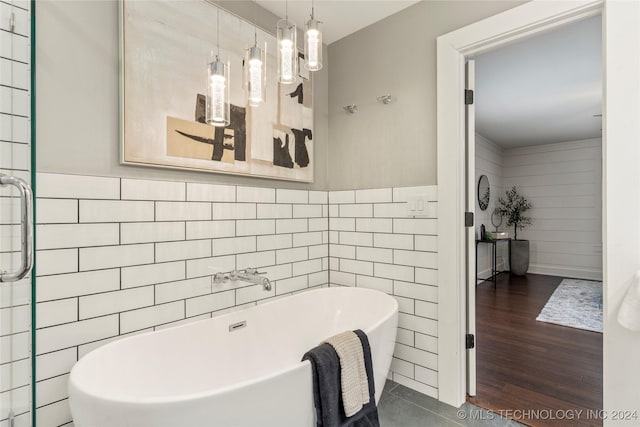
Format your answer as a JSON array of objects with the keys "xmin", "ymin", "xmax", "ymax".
[
  {"xmin": 464, "ymin": 59, "xmax": 476, "ymax": 397},
  {"xmin": 436, "ymin": 0, "xmax": 604, "ymax": 407}
]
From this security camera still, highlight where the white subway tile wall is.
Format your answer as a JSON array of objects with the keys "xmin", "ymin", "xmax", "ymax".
[
  {"xmin": 34, "ymin": 172, "xmax": 329, "ymax": 425},
  {"xmin": 1, "ymin": 2, "xmax": 32, "ymax": 425},
  {"xmin": 34, "ymin": 174, "xmax": 439, "ymax": 424},
  {"xmin": 328, "ymin": 186, "xmax": 439, "ymax": 399}
]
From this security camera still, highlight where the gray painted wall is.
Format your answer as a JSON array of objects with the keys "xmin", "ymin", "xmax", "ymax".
[
  {"xmin": 36, "ymin": 0, "xmax": 524, "ymax": 192},
  {"xmin": 36, "ymin": 0, "xmax": 328, "ymax": 190},
  {"xmin": 327, "ymin": 1, "xmax": 524, "ymax": 190}
]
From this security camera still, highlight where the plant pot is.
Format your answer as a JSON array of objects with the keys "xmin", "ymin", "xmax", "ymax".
[{"xmin": 510, "ymin": 239, "xmax": 530, "ymax": 276}]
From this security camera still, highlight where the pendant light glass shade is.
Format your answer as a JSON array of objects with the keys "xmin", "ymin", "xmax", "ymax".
[
  {"xmin": 245, "ymin": 43, "xmax": 266, "ymax": 107},
  {"xmin": 277, "ymin": 19, "xmax": 297, "ymax": 84},
  {"xmin": 206, "ymin": 58, "xmax": 230, "ymax": 127},
  {"xmin": 305, "ymin": 18, "xmax": 322, "ymax": 71}
]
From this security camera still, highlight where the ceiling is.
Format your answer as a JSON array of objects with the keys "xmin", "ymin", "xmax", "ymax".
[
  {"xmin": 254, "ymin": 0, "xmax": 420, "ymax": 45},
  {"xmin": 475, "ymin": 16, "xmax": 602, "ymax": 148}
]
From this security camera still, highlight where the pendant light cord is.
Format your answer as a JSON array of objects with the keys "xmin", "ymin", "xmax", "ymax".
[
  {"xmin": 311, "ymin": 0, "xmax": 314, "ymax": 19},
  {"xmin": 253, "ymin": 0, "xmax": 257, "ymax": 46},
  {"xmin": 216, "ymin": 4, "xmax": 220, "ymax": 58}
]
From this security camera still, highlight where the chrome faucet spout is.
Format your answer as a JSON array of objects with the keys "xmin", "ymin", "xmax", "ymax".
[{"xmin": 230, "ymin": 268, "xmax": 272, "ymax": 291}]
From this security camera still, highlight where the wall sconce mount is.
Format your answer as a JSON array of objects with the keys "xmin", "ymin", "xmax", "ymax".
[
  {"xmin": 343, "ymin": 104, "xmax": 358, "ymax": 114},
  {"xmin": 377, "ymin": 95, "xmax": 393, "ymax": 105}
]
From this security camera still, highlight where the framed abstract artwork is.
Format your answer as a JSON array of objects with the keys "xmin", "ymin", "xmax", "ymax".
[{"xmin": 120, "ymin": 0, "xmax": 314, "ymax": 182}]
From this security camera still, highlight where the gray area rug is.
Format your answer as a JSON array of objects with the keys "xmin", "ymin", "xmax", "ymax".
[{"xmin": 536, "ymin": 278, "xmax": 603, "ymax": 333}]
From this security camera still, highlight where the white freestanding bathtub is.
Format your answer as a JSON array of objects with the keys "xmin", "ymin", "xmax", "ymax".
[{"xmin": 68, "ymin": 287, "xmax": 398, "ymax": 427}]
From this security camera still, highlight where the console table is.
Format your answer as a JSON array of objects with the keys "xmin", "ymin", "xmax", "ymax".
[{"xmin": 476, "ymin": 238, "xmax": 511, "ymax": 288}]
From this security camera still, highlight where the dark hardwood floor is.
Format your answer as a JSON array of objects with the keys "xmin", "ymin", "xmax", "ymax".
[{"xmin": 468, "ymin": 273, "xmax": 603, "ymax": 427}]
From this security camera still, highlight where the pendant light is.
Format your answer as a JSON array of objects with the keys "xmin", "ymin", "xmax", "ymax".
[
  {"xmin": 245, "ymin": 3, "xmax": 266, "ymax": 106},
  {"xmin": 207, "ymin": 5, "xmax": 230, "ymax": 127},
  {"xmin": 277, "ymin": 0, "xmax": 297, "ymax": 84},
  {"xmin": 304, "ymin": 0, "xmax": 322, "ymax": 71}
]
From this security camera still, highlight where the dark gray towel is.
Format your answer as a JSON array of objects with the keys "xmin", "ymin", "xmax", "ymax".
[{"xmin": 302, "ymin": 329, "xmax": 380, "ymax": 427}]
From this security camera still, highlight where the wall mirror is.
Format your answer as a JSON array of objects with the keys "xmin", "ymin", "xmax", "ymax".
[{"xmin": 477, "ymin": 174, "xmax": 490, "ymax": 210}]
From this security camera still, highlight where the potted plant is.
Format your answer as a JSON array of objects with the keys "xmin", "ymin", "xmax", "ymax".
[{"xmin": 497, "ymin": 186, "xmax": 532, "ymax": 276}]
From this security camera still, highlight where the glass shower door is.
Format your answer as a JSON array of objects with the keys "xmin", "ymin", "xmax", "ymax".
[
  {"xmin": 0, "ymin": 175, "xmax": 33, "ymax": 427},
  {"xmin": 0, "ymin": 1, "xmax": 34, "ymax": 425}
]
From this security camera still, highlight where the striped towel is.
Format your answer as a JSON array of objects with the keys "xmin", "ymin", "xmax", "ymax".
[{"xmin": 324, "ymin": 331, "xmax": 370, "ymax": 417}]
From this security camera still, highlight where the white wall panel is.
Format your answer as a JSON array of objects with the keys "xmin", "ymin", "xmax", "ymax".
[{"xmin": 503, "ymin": 138, "xmax": 602, "ymax": 280}]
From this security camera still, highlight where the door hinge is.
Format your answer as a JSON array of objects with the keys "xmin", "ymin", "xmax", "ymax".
[
  {"xmin": 465, "ymin": 212, "xmax": 474, "ymax": 227},
  {"xmin": 466, "ymin": 334, "xmax": 475, "ymax": 349},
  {"xmin": 465, "ymin": 89, "xmax": 474, "ymax": 105}
]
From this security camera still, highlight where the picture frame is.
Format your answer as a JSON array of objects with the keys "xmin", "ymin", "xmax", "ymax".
[{"xmin": 119, "ymin": 0, "xmax": 314, "ymax": 182}]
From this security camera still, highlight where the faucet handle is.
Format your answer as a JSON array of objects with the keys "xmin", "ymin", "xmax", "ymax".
[
  {"xmin": 261, "ymin": 277, "xmax": 272, "ymax": 291},
  {"xmin": 244, "ymin": 267, "xmax": 265, "ymax": 275}
]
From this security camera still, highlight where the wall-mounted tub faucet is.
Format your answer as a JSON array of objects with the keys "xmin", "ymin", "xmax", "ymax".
[
  {"xmin": 211, "ymin": 267, "xmax": 272, "ymax": 291},
  {"xmin": 231, "ymin": 268, "xmax": 272, "ymax": 291}
]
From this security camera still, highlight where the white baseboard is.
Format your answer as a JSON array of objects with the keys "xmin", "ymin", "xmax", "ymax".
[
  {"xmin": 527, "ymin": 264, "xmax": 603, "ymax": 281},
  {"xmin": 477, "ymin": 263, "xmax": 602, "ymax": 282}
]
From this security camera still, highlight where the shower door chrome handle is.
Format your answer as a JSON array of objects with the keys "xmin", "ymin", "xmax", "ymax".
[{"xmin": 0, "ymin": 175, "xmax": 34, "ymax": 282}]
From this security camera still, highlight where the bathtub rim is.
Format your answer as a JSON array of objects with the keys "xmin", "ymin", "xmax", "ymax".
[{"xmin": 69, "ymin": 286, "xmax": 398, "ymax": 406}]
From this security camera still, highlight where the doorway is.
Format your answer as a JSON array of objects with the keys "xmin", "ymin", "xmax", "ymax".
[
  {"xmin": 435, "ymin": 0, "xmax": 640, "ymax": 414},
  {"xmin": 437, "ymin": 0, "xmax": 640, "ymax": 422},
  {"xmin": 467, "ymin": 15, "xmax": 604, "ymax": 424}
]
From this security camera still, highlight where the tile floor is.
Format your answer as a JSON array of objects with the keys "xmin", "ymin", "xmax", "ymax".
[{"xmin": 378, "ymin": 381, "xmax": 525, "ymax": 427}]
